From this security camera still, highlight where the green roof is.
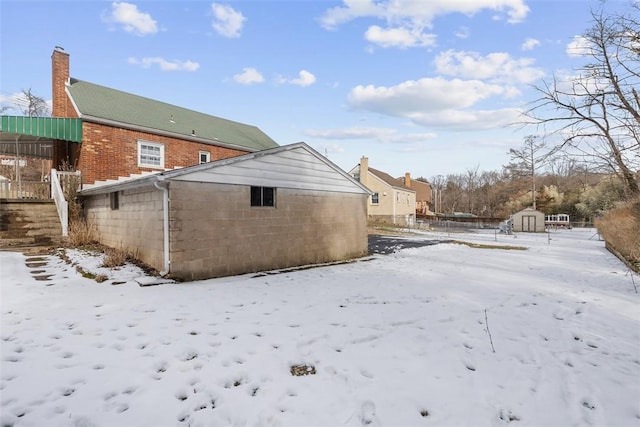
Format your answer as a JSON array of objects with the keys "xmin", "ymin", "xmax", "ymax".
[
  {"xmin": 67, "ymin": 78, "xmax": 278, "ymax": 151},
  {"xmin": 0, "ymin": 115, "xmax": 82, "ymax": 143}
]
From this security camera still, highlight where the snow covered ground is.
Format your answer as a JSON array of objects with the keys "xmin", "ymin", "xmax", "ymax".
[{"xmin": 1, "ymin": 228, "xmax": 639, "ymax": 427}]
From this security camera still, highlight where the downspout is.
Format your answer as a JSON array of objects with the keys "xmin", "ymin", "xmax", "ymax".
[{"xmin": 154, "ymin": 178, "xmax": 170, "ymax": 276}]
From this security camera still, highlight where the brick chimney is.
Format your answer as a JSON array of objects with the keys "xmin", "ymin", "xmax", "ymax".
[
  {"xmin": 359, "ymin": 156, "xmax": 369, "ymax": 187},
  {"xmin": 51, "ymin": 47, "xmax": 70, "ymax": 117},
  {"xmin": 404, "ymin": 172, "xmax": 411, "ymax": 188}
]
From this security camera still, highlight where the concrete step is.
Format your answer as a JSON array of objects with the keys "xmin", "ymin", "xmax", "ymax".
[
  {"xmin": 0, "ymin": 199, "xmax": 63, "ymax": 248},
  {"xmin": 0, "ymin": 235, "xmax": 65, "ymax": 249}
]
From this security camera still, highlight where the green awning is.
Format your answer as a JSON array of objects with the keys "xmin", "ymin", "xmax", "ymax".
[{"xmin": 0, "ymin": 115, "xmax": 82, "ymax": 143}]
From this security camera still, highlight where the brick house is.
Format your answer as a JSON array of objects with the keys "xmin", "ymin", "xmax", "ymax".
[
  {"xmin": 50, "ymin": 48, "xmax": 278, "ymax": 186},
  {"xmin": 80, "ymin": 143, "xmax": 372, "ymax": 280},
  {"xmin": 349, "ymin": 157, "xmax": 416, "ymax": 226}
]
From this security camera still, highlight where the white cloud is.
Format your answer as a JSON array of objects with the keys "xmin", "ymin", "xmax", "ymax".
[
  {"xmin": 211, "ymin": 3, "xmax": 246, "ymax": 38},
  {"xmin": 349, "ymin": 78, "xmax": 506, "ymax": 112},
  {"xmin": 407, "ymin": 108, "xmax": 522, "ymax": 130},
  {"xmin": 364, "ymin": 25, "xmax": 436, "ymax": 48},
  {"xmin": 566, "ymin": 35, "xmax": 591, "ymax": 57},
  {"xmin": 304, "ymin": 127, "xmax": 437, "ymax": 144},
  {"xmin": 276, "ymin": 70, "xmax": 317, "ymax": 87},
  {"xmin": 320, "ymin": 1, "xmax": 528, "ymax": 50},
  {"xmin": 128, "ymin": 57, "xmax": 200, "ymax": 71},
  {"xmin": 347, "ymin": 77, "xmax": 523, "ymax": 130},
  {"xmin": 434, "ymin": 49, "xmax": 544, "ymax": 84},
  {"xmin": 233, "ymin": 67, "xmax": 264, "ymax": 85},
  {"xmin": 103, "ymin": 2, "xmax": 158, "ymax": 36},
  {"xmin": 0, "ymin": 92, "xmax": 23, "ymax": 113},
  {"xmin": 290, "ymin": 70, "xmax": 317, "ymax": 87},
  {"xmin": 319, "ymin": 0, "xmax": 384, "ymax": 30},
  {"xmin": 521, "ymin": 37, "xmax": 540, "ymax": 51}
]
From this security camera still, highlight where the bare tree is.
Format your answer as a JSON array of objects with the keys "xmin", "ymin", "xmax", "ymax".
[
  {"xmin": 20, "ymin": 88, "xmax": 50, "ymax": 117},
  {"xmin": 508, "ymin": 135, "xmax": 555, "ymax": 210},
  {"xmin": 464, "ymin": 165, "xmax": 480, "ymax": 214},
  {"xmin": 477, "ymin": 170, "xmax": 509, "ymax": 217},
  {"xmin": 525, "ymin": 2, "xmax": 640, "ymax": 197},
  {"xmin": 444, "ymin": 174, "xmax": 466, "ymax": 214},
  {"xmin": 429, "ymin": 175, "xmax": 446, "ymax": 214}
]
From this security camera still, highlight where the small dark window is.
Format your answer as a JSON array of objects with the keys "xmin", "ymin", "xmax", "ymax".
[
  {"xmin": 251, "ymin": 186, "xmax": 275, "ymax": 207},
  {"xmin": 110, "ymin": 192, "xmax": 119, "ymax": 210},
  {"xmin": 199, "ymin": 151, "xmax": 210, "ymax": 164},
  {"xmin": 371, "ymin": 192, "xmax": 379, "ymax": 204}
]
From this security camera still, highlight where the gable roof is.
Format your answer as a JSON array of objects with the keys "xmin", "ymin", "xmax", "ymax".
[
  {"xmin": 398, "ymin": 177, "xmax": 430, "ymax": 200},
  {"xmin": 368, "ymin": 167, "xmax": 414, "ymax": 192},
  {"xmin": 80, "ymin": 142, "xmax": 372, "ymax": 196},
  {"xmin": 67, "ymin": 78, "xmax": 278, "ymax": 152}
]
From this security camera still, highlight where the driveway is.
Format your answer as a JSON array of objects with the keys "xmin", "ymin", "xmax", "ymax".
[{"xmin": 368, "ymin": 234, "xmax": 448, "ymax": 255}]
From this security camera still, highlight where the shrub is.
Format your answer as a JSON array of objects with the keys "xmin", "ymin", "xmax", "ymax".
[
  {"xmin": 67, "ymin": 220, "xmax": 99, "ymax": 247},
  {"xmin": 595, "ymin": 198, "xmax": 640, "ymax": 265},
  {"xmin": 102, "ymin": 247, "xmax": 129, "ymax": 268}
]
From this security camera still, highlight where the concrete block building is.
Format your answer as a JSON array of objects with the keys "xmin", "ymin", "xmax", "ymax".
[{"xmin": 81, "ymin": 143, "xmax": 372, "ymax": 280}]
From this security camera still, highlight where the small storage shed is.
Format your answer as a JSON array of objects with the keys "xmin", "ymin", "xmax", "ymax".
[
  {"xmin": 511, "ymin": 207, "xmax": 546, "ymax": 232},
  {"xmin": 80, "ymin": 143, "xmax": 372, "ymax": 280}
]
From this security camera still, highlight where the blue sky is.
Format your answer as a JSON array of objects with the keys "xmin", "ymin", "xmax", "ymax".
[{"xmin": 0, "ymin": 0, "xmax": 632, "ymax": 179}]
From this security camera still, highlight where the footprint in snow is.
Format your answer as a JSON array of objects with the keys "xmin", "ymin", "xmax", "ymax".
[
  {"xmin": 360, "ymin": 369, "xmax": 374, "ymax": 379},
  {"xmin": 498, "ymin": 409, "xmax": 520, "ymax": 423},
  {"xmin": 360, "ymin": 400, "xmax": 380, "ymax": 426}
]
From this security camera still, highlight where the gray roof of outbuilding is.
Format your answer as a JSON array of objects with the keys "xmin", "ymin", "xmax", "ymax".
[{"xmin": 67, "ymin": 78, "xmax": 278, "ymax": 151}]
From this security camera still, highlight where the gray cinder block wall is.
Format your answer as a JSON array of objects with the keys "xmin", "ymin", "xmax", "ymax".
[{"xmin": 84, "ymin": 181, "xmax": 368, "ymax": 280}]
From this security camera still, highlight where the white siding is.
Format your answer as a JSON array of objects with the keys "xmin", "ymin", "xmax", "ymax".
[{"xmin": 173, "ymin": 146, "xmax": 363, "ymax": 194}]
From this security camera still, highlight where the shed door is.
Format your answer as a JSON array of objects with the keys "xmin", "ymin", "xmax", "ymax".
[{"xmin": 522, "ymin": 215, "xmax": 536, "ymax": 232}]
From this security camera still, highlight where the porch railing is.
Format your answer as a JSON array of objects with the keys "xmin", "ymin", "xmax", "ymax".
[
  {"xmin": 50, "ymin": 169, "xmax": 69, "ymax": 237},
  {"xmin": 0, "ymin": 179, "xmax": 50, "ymax": 199},
  {"xmin": 0, "ymin": 170, "xmax": 81, "ymax": 237}
]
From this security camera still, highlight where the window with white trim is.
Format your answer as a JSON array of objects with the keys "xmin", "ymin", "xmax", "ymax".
[
  {"xmin": 138, "ymin": 141, "xmax": 164, "ymax": 168},
  {"xmin": 371, "ymin": 192, "xmax": 379, "ymax": 204},
  {"xmin": 199, "ymin": 151, "xmax": 210, "ymax": 164}
]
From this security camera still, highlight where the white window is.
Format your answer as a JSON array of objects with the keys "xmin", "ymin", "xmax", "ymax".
[
  {"xmin": 138, "ymin": 141, "xmax": 164, "ymax": 168},
  {"xmin": 199, "ymin": 151, "xmax": 210, "ymax": 164}
]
